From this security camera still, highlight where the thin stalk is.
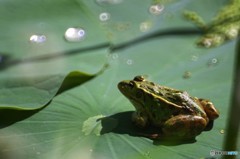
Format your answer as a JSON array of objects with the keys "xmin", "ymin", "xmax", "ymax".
[{"xmin": 223, "ymin": 38, "xmax": 240, "ymax": 159}]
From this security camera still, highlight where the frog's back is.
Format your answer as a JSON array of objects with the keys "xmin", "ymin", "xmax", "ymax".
[{"xmin": 137, "ymin": 81, "xmax": 207, "ymax": 126}]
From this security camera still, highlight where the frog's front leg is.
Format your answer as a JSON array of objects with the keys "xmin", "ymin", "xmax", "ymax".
[
  {"xmin": 162, "ymin": 115, "xmax": 207, "ymax": 139},
  {"xmin": 132, "ymin": 111, "xmax": 149, "ymax": 128}
]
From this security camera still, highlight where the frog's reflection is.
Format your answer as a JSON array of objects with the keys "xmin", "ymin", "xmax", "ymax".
[{"xmin": 99, "ymin": 111, "xmax": 216, "ymax": 146}]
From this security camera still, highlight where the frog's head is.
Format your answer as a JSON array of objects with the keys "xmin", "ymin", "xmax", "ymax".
[{"xmin": 118, "ymin": 76, "xmax": 146, "ymax": 100}]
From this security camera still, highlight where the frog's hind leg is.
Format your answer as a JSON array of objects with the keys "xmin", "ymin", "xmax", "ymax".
[{"xmin": 162, "ymin": 115, "xmax": 207, "ymax": 139}]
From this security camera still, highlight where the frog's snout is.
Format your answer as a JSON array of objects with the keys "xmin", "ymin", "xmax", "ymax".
[
  {"xmin": 118, "ymin": 81, "xmax": 133, "ymax": 96},
  {"xmin": 118, "ymin": 81, "xmax": 127, "ymax": 91},
  {"xmin": 118, "ymin": 82, "xmax": 122, "ymax": 88}
]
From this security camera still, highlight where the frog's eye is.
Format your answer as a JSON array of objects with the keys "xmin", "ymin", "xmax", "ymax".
[
  {"xmin": 133, "ymin": 75, "xmax": 145, "ymax": 81},
  {"xmin": 129, "ymin": 81, "xmax": 135, "ymax": 88}
]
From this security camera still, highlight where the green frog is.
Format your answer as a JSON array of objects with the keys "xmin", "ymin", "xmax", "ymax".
[{"xmin": 118, "ymin": 76, "xmax": 219, "ymax": 139}]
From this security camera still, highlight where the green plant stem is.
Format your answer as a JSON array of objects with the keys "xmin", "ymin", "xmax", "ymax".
[{"xmin": 223, "ymin": 38, "xmax": 240, "ymax": 159}]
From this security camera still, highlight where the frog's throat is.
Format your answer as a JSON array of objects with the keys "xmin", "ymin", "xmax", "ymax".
[{"xmin": 129, "ymin": 98, "xmax": 145, "ymax": 110}]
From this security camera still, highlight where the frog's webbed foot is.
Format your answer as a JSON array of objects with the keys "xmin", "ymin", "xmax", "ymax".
[{"xmin": 162, "ymin": 115, "xmax": 207, "ymax": 139}]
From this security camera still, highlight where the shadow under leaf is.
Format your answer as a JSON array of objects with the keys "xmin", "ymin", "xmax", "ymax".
[
  {"xmin": 0, "ymin": 105, "xmax": 47, "ymax": 129},
  {"xmin": 0, "ymin": 64, "xmax": 108, "ymax": 128},
  {"xmin": 100, "ymin": 111, "xmax": 197, "ymax": 146}
]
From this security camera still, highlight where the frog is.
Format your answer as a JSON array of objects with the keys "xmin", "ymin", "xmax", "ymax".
[
  {"xmin": 183, "ymin": 0, "xmax": 240, "ymax": 48},
  {"xmin": 118, "ymin": 76, "xmax": 219, "ymax": 139}
]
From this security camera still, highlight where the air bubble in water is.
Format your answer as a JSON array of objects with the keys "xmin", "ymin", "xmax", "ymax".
[
  {"xmin": 149, "ymin": 4, "xmax": 164, "ymax": 15},
  {"xmin": 99, "ymin": 12, "xmax": 111, "ymax": 22},
  {"xmin": 64, "ymin": 27, "xmax": 85, "ymax": 42},
  {"xmin": 29, "ymin": 34, "xmax": 46, "ymax": 43}
]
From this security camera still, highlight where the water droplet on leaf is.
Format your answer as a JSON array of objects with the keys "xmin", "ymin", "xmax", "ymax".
[
  {"xmin": 149, "ymin": 4, "xmax": 164, "ymax": 15},
  {"xmin": 220, "ymin": 129, "xmax": 224, "ymax": 134},
  {"xmin": 64, "ymin": 27, "xmax": 86, "ymax": 42},
  {"xmin": 183, "ymin": 71, "xmax": 191, "ymax": 79},
  {"xmin": 111, "ymin": 53, "xmax": 119, "ymax": 60},
  {"xmin": 126, "ymin": 59, "xmax": 133, "ymax": 65},
  {"xmin": 208, "ymin": 58, "xmax": 218, "ymax": 67},
  {"xmin": 99, "ymin": 12, "xmax": 111, "ymax": 22},
  {"xmin": 191, "ymin": 55, "xmax": 198, "ymax": 61},
  {"xmin": 29, "ymin": 34, "xmax": 46, "ymax": 43},
  {"xmin": 139, "ymin": 21, "xmax": 152, "ymax": 32}
]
